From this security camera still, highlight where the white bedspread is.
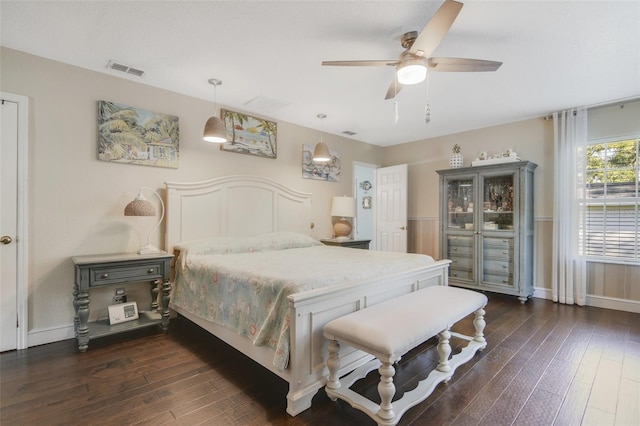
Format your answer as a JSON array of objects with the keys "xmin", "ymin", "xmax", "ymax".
[{"xmin": 171, "ymin": 237, "xmax": 434, "ymax": 370}]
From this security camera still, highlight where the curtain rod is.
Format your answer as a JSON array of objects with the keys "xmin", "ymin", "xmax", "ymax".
[{"xmin": 544, "ymin": 95, "xmax": 640, "ymax": 120}]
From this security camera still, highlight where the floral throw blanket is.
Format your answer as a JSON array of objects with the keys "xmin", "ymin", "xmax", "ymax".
[{"xmin": 171, "ymin": 232, "xmax": 434, "ymax": 370}]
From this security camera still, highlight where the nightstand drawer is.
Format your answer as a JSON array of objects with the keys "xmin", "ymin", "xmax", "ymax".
[{"xmin": 90, "ymin": 262, "xmax": 163, "ymax": 286}]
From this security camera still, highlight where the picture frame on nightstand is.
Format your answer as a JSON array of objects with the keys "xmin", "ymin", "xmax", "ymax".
[{"xmin": 108, "ymin": 301, "xmax": 139, "ymax": 325}]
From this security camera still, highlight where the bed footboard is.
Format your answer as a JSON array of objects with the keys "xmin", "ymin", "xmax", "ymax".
[{"xmin": 285, "ymin": 259, "xmax": 450, "ymax": 415}]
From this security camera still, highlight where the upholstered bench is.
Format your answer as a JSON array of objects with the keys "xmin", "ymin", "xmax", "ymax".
[{"xmin": 323, "ymin": 285, "xmax": 488, "ymax": 426}]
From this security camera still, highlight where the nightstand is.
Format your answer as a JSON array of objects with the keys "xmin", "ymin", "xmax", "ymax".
[
  {"xmin": 320, "ymin": 238, "xmax": 371, "ymax": 250},
  {"xmin": 72, "ymin": 252, "xmax": 174, "ymax": 352}
]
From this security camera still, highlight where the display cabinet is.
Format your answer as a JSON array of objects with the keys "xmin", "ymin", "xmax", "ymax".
[{"xmin": 437, "ymin": 161, "xmax": 537, "ymax": 303}]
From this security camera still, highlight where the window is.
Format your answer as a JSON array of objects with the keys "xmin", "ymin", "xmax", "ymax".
[{"xmin": 580, "ymin": 135, "xmax": 639, "ymax": 262}]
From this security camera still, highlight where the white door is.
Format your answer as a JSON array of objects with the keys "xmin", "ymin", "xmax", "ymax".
[
  {"xmin": 1, "ymin": 93, "xmax": 27, "ymax": 351},
  {"xmin": 376, "ymin": 164, "xmax": 408, "ymax": 252}
]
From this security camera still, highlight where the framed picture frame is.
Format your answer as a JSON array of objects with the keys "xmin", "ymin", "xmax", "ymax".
[
  {"xmin": 302, "ymin": 144, "xmax": 341, "ymax": 182},
  {"xmin": 362, "ymin": 196, "xmax": 372, "ymax": 209},
  {"xmin": 97, "ymin": 100, "xmax": 179, "ymax": 168},
  {"xmin": 108, "ymin": 301, "xmax": 139, "ymax": 325},
  {"xmin": 220, "ymin": 109, "xmax": 277, "ymax": 158}
]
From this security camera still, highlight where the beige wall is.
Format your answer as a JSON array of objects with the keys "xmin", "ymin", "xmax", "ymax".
[
  {"xmin": 0, "ymin": 48, "xmax": 384, "ymax": 339},
  {"xmin": 2, "ymin": 45, "xmax": 638, "ymax": 344}
]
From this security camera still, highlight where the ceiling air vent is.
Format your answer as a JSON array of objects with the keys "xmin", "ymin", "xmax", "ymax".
[
  {"xmin": 107, "ymin": 60, "xmax": 145, "ymax": 77},
  {"xmin": 342, "ymin": 130, "xmax": 357, "ymax": 136}
]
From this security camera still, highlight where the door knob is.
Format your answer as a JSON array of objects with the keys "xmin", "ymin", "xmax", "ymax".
[{"xmin": 1, "ymin": 236, "xmax": 12, "ymax": 245}]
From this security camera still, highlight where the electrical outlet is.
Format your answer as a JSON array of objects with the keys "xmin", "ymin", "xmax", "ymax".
[{"xmin": 114, "ymin": 288, "xmax": 127, "ymax": 303}]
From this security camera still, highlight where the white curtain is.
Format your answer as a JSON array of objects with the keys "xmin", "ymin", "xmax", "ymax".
[{"xmin": 552, "ymin": 109, "xmax": 587, "ymax": 305}]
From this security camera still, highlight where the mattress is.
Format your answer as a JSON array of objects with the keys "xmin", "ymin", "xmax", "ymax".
[{"xmin": 171, "ymin": 232, "xmax": 435, "ymax": 370}]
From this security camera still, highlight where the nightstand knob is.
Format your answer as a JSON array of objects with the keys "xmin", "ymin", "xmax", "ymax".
[
  {"xmin": 147, "ymin": 268, "xmax": 155, "ymax": 274},
  {"xmin": 101, "ymin": 273, "xmax": 109, "ymax": 278}
]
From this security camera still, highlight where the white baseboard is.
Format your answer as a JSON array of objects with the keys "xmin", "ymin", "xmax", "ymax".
[
  {"xmin": 27, "ymin": 324, "xmax": 75, "ymax": 348},
  {"xmin": 24, "ymin": 290, "xmax": 640, "ymax": 349},
  {"xmin": 533, "ymin": 287, "xmax": 640, "ymax": 313}
]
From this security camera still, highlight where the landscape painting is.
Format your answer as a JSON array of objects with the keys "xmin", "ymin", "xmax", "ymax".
[
  {"xmin": 98, "ymin": 100, "xmax": 179, "ymax": 168},
  {"xmin": 302, "ymin": 144, "xmax": 341, "ymax": 182},
  {"xmin": 220, "ymin": 109, "xmax": 277, "ymax": 158}
]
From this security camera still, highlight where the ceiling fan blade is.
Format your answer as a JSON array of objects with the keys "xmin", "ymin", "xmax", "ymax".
[
  {"xmin": 384, "ymin": 79, "xmax": 403, "ymax": 100},
  {"xmin": 410, "ymin": 0, "xmax": 463, "ymax": 57},
  {"xmin": 427, "ymin": 57, "xmax": 502, "ymax": 72},
  {"xmin": 322, "ymin": 60, "xmax": 397, "ymax": 67}
]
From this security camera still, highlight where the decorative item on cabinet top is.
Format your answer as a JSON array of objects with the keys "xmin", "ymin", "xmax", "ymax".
[
  {"xmin": 450, "ymin": 143, "xmax": 463, "ymax": 168},
  {"xmin": 471, "ymin": 147, "xmax": 520, "ymax": 167}
]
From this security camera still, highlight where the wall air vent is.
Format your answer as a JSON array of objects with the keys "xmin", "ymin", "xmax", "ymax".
[
  {"xmin": 342, "ymin": 130, "xmax": 357, "ymax": 136},
  {"xmin": 107, "ymin": 60, "xmax": 145, "ymax": 77}
]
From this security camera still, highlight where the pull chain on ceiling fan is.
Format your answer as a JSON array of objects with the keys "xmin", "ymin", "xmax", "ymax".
[{"xmin": 321, "ymin": 0, "xmax": 502, "ymax": 101}]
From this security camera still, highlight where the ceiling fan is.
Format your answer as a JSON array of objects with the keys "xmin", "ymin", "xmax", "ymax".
[{"xmin": 321, "ymin": 0, "xmax": 502, "ymax": 100}]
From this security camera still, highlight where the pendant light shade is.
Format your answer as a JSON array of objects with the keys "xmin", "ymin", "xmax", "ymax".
[
  {"xmin": 313, "ymin": 142, "xmax": 331, "ymax": 162},
  {"xmin": 203, "ymin": 116, "xmax": 227, "ymax": 143},
  {"xmin": 203, "ymin": 78, "xmax": 227, "ymax": 144},
  {"xmin": 313, "ymin": 113, "xmax": 331, "ymax": 163}
]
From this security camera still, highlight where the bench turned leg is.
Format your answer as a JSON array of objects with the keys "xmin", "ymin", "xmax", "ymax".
[
  {"xmin": 437, "ymin": 329, "xmax": 452, "ymax": 374},
  {"xmin": 377, "ymin": 361, "xmax": 396, "ymax": 421},
  {"xmin": 473, "ymin": 307, "xmax": 486, "ymax": 343},
  {"xmin": 326, "ymin": 340, "xmax": 341, "ymax": 398}
]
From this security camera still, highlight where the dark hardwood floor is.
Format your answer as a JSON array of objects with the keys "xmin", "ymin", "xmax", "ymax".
[{"xmin": 1, "ymin": 293, "xmax": 639, "ymax": 425}]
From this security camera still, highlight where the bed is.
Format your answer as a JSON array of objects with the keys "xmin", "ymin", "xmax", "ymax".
[{"xmin": 165, "ymin": 175, "xmax": 451, "ymax": 416}]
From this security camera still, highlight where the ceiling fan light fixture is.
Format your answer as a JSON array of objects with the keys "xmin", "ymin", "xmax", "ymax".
[{"xmin": 396, "ymin": 58, "xmax": 427, "ymax": 85}]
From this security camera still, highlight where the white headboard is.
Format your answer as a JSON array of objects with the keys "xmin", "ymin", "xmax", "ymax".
[{"xmin": 164, "ymin": 175, "xmax": 314, "ymax": 253}]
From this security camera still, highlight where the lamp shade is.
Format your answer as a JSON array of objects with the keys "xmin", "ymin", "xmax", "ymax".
[
  {"xmin": 203, "ymin": 115, "xmax": 227, "ymax": 143},
  {"xmin": 313, "ymin": 142, "xmax": 331, "ymax": 162},
  {"xmin": 397, "ymin": 58, "xmax": 427, "ymax": 85},
  {"xmin": 124, "ymin": 193, "xmax": 156, "ymax": 216},
  {"xmin": 331, "ymin": 196, "xmax": 356, "ymax": 218}
]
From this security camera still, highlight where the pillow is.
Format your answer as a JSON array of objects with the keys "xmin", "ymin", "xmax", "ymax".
[
  {"xmin": 175, "ymin": 232, "xmax": 320, "ymax": 256},
  {"xmin": 256, "ymin": 232, "xmax": 321, "ymax": 250},
  {"xmin": 175, "ymin": 236, "xmax": 262, "ymax": 256}
]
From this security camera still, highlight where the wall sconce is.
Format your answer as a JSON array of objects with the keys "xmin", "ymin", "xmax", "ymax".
[{"xmin": 124, "ymin": 187, "xmax": 165, "ymax": 254}]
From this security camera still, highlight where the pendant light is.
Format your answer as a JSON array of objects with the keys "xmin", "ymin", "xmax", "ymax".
[
  {"xmin": 313, "ymin": 113, "xmax": 331, "ymax": 162},
  {"xmin": 203, "ymin": 78, "xmax": 227, "ymax": 143}
]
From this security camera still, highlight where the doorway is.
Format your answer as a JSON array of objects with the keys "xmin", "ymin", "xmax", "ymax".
[{"xmin": 1, "ymin": 92, "xmax": 29, "ymax": 351}]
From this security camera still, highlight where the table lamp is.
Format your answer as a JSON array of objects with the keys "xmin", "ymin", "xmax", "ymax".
[
  {"xmin": 124, "ymin": 187, "xmax": 164, "ymax": 254},
  {"xmin": 331, "ymin": 196, "xmax": 356, "ymax": 240}
]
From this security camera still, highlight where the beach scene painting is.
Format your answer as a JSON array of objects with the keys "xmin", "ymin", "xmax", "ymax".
[
  {"xmin": 98, "ymin": 100, "xmax": 179, "ymax": 168},
  {"xmin": 302, "ymin": 144, "xmax": 340, "ymax": 182},
  {"xmin": 220, "ymin": 109, "xmax": 277, "ymax": 159}
]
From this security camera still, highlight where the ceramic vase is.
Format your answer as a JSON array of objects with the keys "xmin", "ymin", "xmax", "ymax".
[{"xmin": 450, "ymin": 153, "xmax": 463, "ymax": 168}]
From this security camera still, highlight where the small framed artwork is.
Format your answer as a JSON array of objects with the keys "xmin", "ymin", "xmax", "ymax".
[
  {"xmin": 220, "ymin": 109, "xmax": 277, "ymax": 158},
  {"xmin": 108, "ymin": 301, "xmax": 139, "ymax": 325},
  {"xmin": 98, "ymin": 100, "xmax": 179, "ymax": 168},
  {"xmin": 362, "ymin": 196, "xmax": 372, "ymax": 209},
  {"xmin": 302, "ymin": 144, "xmax": 341, "ymax": 182}
]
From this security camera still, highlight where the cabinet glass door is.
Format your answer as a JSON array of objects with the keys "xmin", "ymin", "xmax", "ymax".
[
  {"xmin": 482, "ymin": 174, "xmax": 515, "ymax": 231},
  {"xmin": 446, "ymin": 177, "xmax": 475, "ymax": 230}
]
